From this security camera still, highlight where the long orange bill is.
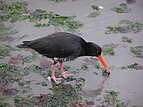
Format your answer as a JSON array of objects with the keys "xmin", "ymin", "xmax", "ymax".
[{"xmin": 98, "ymin": 55, "xmax": 109, "ymax": 70}]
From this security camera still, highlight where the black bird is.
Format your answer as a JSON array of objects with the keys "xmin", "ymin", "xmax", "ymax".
[{"xmin": 17, "ymin": 32, "xmax": 110, "ymax": 82}]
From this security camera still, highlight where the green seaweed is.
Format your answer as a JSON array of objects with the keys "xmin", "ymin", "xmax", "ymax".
[
  {"xmin": 0, "ymin": 1, "xmax": 83, "ymax": 33},
  {"xmin": 111, "ymin": 3, "xmax": 131, "ymax": 13},
  {"xmin": 102, "ymin": 43, "xmax": 119, "ymax": 56},
  {"xmin": 13, "ymin": 78, "xmax": 84, "ymax": 107},
  {"xmin": 105, "ymin": 20, "xmax": 143, "ymax": 34},
  {"xmin": 104, "ymin": 90, "xmax": 119, "ymax": 106},
  {"xmin": 44, "ymin": 80, "xmax": 84, "ymax": 107},
  {"xmin": 46, "ymin": 12, "xmax": 83, "ymax": 32},
  {"xmin": 14, "ymin": 95, "xmax": 36, "ymax": 107},
  {"xmin": 0, "ymin": 63, "xmax": 16, "ymax": 85},
  {"xmin": 0, "ymin": 64, "xmax": 42, "ymax": 85},
  {"xmin": 88, "ymin": 11, "xmax": 100, "ymax": 18},
  {"xmin": 0, "ymin": 1, "xmax": 28, "ymax": 23},
  {"xmin": 0, "ymin": 2, "xmax": 83, "ymax": 33},
  {"xmin": 105, "ymin": 26, "xmax": 119, "ymax": 34},
  {"xmin": 81, "ymin": 63, "xmax": 88, "ymax": 70},
  {"xmin": 27, "ymin": 10, "xmax": 83, "ymax": 33},
  {"xmin": 130, "ymin": 46, "xmax": 143, "ymax": 58},
  {"xmin": 21, "ymin": 50, "xmax": 39, "ymax": 64},
  {"xmin": 122, "ymin": 36, "xmax": 133, "ymax": 43},
  {"xmin": 83, "ymin": 57, "xmax": 101, "ymax": 70},
  {"xmin": 0, "ymin": 99, "xmax": 12, "ymax": 107},
  {"xmin": 0, "ymin": 45, "xmax": 15, "ymax": 58}
]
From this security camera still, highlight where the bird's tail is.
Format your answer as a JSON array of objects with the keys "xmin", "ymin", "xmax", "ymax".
[{"xmin": 16, "ymin": 41, "xmax": 31, "ymax": 48}]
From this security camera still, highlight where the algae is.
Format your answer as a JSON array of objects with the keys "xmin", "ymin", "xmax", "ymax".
[
  {"xmin": 88, "ymin": 11, "xmax": 100, "ymax": 18},
  {"xmin": 0, "ymin": 99, "xmax": 12, "ymax": 107},
  {"xmin": 122, "ymin": 36, "xmax": 133, "ymax": 43},
  {"xmin": 105, "ymin": 20, "xmax": 143, "ymax": 34},
  {"xmin": 0, "ymin": 45, "xmax": 15, "ymax": 58},
  {"xmin": 0, "ymin": 2, "xmax": 83, "ymax": 33},
  {"xmin": 0, "ymin": 1, "xmax": 28, "ymax": 23},
  {"xmin": 102, "ymin": 43, "xmax": 119, "ymax": 56},
  {"xmin": 111, "ymin": 3, "xmax": 131, "ymax": 13},
  {"xmin": 130, "ymin": 46, "xmax": 143, "ymax": 58},
  {"xmin": 104, "ymin": 90, "xmax": 119, "ymax": 106},
  {"xmin": 88, "ymin": 5, "xmax": 100, "ymax": 18},
  {"xmin": 13, "ymin": 78, "xmax": 84, "ymax": 107},
  {"xmin": 82, "ymin": 57, "xmax": 101, "ymax": 71}
]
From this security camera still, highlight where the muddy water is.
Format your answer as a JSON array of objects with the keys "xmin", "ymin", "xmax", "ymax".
[{"xmin": 1, "ymin": 0, "xmax": 143, "ymax": 106}]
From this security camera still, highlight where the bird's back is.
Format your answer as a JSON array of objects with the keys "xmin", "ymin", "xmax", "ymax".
[{"xmin": 20, "ymin": 32, "xmax": 87, "ymax": 59}]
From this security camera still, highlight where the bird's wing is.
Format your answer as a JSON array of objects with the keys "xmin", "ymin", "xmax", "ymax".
[{"xmin": 27, "ymin": 35, "xmax": 82, "ymax": 58}]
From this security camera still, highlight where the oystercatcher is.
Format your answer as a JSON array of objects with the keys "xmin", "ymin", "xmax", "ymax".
[{"xmin": 17, "ymin": 32, "xmax": 110, "ymax": 82}]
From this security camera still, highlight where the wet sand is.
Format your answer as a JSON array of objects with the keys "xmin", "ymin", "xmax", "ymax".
[{"xmin": 1, "ymin": 0, "xmax": 143, "ymax": 106}]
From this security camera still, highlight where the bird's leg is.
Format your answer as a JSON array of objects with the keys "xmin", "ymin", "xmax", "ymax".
[
  {"xmin": 59, "ymin": 61, "xmax": 73, "ymax": 78},
  {"xmin": 51, "ymin": 63, "xmax": 62, "ymax": 83}
]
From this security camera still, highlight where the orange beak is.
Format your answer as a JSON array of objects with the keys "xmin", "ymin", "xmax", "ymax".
[{"xmin": 98, "ymin": 55, "xmax": 109, "ymax": 70}]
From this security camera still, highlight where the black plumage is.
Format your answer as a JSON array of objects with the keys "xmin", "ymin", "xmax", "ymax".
[{"xmin": 17, "ymin": 32, "xmax": 110, "ymax": 82}]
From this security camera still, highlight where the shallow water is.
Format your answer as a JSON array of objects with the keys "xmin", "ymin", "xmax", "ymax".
[{"xmin": 1, "ymin": 0, "xmax": 143, "ymax": 106}]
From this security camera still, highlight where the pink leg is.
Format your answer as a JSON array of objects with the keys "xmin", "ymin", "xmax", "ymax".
[
  {"xmin": 59, "ymin": 62, "xmax": 73, "ymax": 78},
  {"xmin": 51, "ymin": 64, "xmax": 62, "ymax": 83}
]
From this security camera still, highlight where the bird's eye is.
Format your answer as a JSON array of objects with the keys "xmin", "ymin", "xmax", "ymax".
[{"xmin": 97, "ymin": 50, "xmax": 100, "ymax": 53}]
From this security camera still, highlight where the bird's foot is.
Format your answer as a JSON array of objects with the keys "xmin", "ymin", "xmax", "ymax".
[
  {"xmin": 61, "ymin": 72, "xmax": 73, "ymax": 78},
  {"xmin": 102, "ymin": 69, "xmax": 110, "ymax": 76},
  {"xmin": 51, "ymin": 76, "xmax": 62, "ymax": 83}
]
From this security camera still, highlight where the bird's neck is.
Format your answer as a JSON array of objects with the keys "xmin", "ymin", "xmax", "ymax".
[{"xmin": 81, "ymin": 42, "xmax": 94, "ymax": 56}]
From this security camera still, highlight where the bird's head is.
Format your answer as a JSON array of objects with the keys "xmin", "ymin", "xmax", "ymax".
[
  {"xmin": 86, "ymin": 42, "xmax": 102, "ymax": 57},
  {"xmin": 86, "ymin": 42, "xmax": 110, "ymax": 75}
]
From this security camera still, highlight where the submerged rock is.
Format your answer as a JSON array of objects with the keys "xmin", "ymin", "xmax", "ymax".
[{"xmin": 127, "ymin": 63, "xmax": 143, "ymax": 70}]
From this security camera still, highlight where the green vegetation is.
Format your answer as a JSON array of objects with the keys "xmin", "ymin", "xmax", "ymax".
[
  {"xmin": 122, "ymin": 36, "xmax": 133, "ymax": 43},
  {"xmin": 104, "ymin": 90, "xmax": 119, "ymax": 106},
  {"xmin": 21, "ymin": 50, "xmax": 39, "ymax": 64},
  {"xmin": 111, "ymin": 3, "xmax": 131, "ymax": 13},
  {"xmin": 0, "ymin": 1, "xmax": 28, "ymax": 23},
  {"xmin": 82, "ymin": 58, "xmax": 101, "ymax": 71},
  {"xmin": 44, "ymin": 81, "xmax": 84, "ymax": 107},
  {"xmin": 88, "ymin": 11, "xmax": 100, "ymax": 18},
  {"xmin": 0, "ymin": 99, "xmax": 12, "ymax": 107},
  {"xmin": 13, "ymin": 78, "xmax": 84, "ymax": 107},
  {"xmin": 0, "ymin": 63, "xmax": 25, "ymax": 84},
  {"xmin": 81, "ymin": 63, "xmax": 89, "ymax": 70},
  {"xmin": 130, "ymin": 46, "xmax": 143, "ymax": 58},
  {"xmin": 103, "ymin": 90, "xmax": 127, "ymax": 107},
  {"xmin": 102, "ymin": 43, "xmax": 119, "ymax": 56},
  {"xmin": 0, "ymin": 45, "xmax": 15, "ymax": 58},
  {"xmin": 0, "ymin": 1, "xmax": 83, "ymax": 33},
  {"xmin": 14, "ymin": 95, "xmax": 36, "ymax": 107},
  {"xmin": 105, "ymin": 20, "xmax": 143, "ymax": 34}
]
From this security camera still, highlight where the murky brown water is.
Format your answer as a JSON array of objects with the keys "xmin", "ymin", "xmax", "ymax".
[{"xmin": 1, "ymin": 0, "xmax": 143, "ymax": 106}]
